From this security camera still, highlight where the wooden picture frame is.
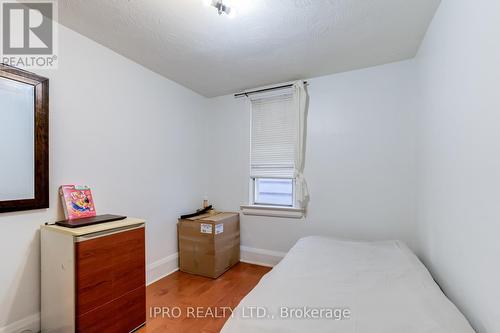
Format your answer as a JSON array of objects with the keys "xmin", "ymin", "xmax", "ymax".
[{"xmin": 0, "ymin": 64, "xmax": 49, "ymax": 213}]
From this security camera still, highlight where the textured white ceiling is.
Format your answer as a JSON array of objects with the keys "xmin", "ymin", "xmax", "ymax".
[{"xmin": 58, "ymin": 0, "xmax": 441, "ymax": 97}]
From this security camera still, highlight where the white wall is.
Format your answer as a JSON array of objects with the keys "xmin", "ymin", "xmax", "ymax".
[
  {"xmin": 207, "ymin": 60, "xmax": 419, "ymax": 255},
  {"xmin": 0, "ymin": 25, "xmax": 208, "ymax": 332},
  {"xmin": 415, "ymin": 1, "xmax": 500, "ymax": 332}
]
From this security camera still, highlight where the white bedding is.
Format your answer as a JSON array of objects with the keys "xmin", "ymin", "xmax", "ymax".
[{"xmin": 222, "ymin": 236, "xmax": 475, "ymax": 333}]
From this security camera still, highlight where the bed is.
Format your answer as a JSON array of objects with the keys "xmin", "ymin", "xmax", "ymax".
[{"xmin": 222, "ymin": 236, "xmax": 475, "ymax": 333}]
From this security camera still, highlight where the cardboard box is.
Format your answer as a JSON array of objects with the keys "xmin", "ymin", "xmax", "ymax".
[{"xmin": 178, "ymin": 212, "xmax": 240, "ymax": 278}]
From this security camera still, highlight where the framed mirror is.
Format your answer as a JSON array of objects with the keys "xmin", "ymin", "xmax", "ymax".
[{"xmin": 0, "ymin": 64, "xmax": 49, "ymax": 213}]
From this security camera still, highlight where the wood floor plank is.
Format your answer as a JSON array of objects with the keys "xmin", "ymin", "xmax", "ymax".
[{"xmin": 137, "ymin": 262, "xmax": 271, "ymax": 333}]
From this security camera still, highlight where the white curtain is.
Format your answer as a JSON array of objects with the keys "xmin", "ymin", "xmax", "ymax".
[{"xmin": 292, "ymin": 81, "xmax": 309, "ymax": 209}]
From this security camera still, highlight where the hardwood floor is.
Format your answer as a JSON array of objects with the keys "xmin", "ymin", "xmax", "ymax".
[{"xmin": 137, "ymin": 262, "xmax": 271, "ymax": 333}]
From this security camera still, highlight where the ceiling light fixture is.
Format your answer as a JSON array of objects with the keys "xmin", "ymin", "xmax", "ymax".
[{"xmin": 206, "ymin": 0, "xmax": 233, "ymax": 17}]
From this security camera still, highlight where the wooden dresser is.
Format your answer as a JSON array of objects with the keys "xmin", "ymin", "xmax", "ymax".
[{"xmin": 41, "ymin": 218, "xmax": 146, "ymax": 333}]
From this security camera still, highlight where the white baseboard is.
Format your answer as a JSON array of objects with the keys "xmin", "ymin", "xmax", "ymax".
[
  {"xmin": 147, "ymin": 252, "xmax": 179, "ymax": 285},
  {"xmin": 0, "ymin": 313, "xmax": 39, "ymax": 333},
  {"xmin": 146, "ymin": 245, "xmax": 287, "ymax": 286},
  {"xmin": 240, "ymin": 246, "xmax": 287, "ymax": 267}
]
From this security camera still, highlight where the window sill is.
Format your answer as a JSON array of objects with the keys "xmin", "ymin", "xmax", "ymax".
[{"xmin": 240, "ymin": 205, "xmax": 304, "ymax": 219}]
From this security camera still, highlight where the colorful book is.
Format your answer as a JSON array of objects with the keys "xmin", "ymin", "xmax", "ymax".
[{"xmin": 59, "ymin": 185, "xmax": 96, "ymax": 220}]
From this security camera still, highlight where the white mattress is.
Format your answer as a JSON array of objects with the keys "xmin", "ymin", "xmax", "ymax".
[{"xmin": 222, "ymin": 236, "xmax": 475, "ymax": 333}]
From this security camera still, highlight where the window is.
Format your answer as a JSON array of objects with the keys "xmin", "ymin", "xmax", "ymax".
[
  {"xmin": 254, "ymin": 178, "xmax": 294, "ymax": 206},
  {"xmin": 240, "ymin": 81, "xmax": 309, "ymax": 218}
]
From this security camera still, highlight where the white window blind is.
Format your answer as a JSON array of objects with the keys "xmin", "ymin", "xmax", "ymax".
[{"xmin": 250, "ymin": 91, "xmax": 296, "ymax": 179}]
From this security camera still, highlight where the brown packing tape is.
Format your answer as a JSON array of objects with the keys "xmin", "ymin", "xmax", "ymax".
[
  {"xmin": 199, "ymin": 212, "xmax": 239, "ymax": 222},
  {"xmin": 185, "ymin": 210, "xmax": 224, "ymax": 221}
]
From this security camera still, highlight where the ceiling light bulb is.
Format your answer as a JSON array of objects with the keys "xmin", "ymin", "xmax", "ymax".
[{"xmin": 207, "ymin": 0, "xmax": 232, "ymax": 16}]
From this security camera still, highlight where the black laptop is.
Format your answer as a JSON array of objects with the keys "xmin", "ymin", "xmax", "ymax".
[{"xmin": 55, "ymin": 214, "xmax": 127, "ymax": 228}]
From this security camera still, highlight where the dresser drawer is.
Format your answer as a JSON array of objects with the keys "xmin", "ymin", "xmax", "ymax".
[
  {"xmin": 75, "ymin": 232, "xmax": 115, "ymax": 315},
  {"xmin": 76, "ymin": 227, "xmax": 145, "ymax": 316},
  {"xmin": 76, "ymin": 285, "xmax": 146, "ymax": 333},
  {"xmin": 112, "ymin": 227, "xmax": 146, "ymax": 299}
]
